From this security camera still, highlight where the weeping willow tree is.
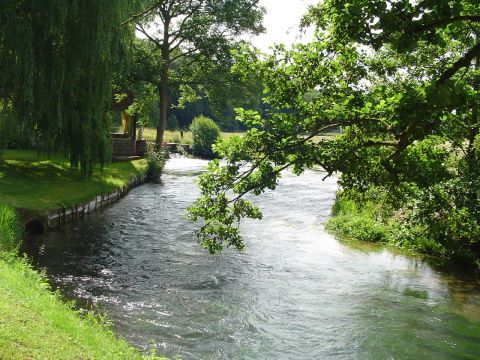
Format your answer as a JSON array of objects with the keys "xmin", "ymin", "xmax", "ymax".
[{"xmin": 0, "ymin": 1, "xmax": 135, "ymax": 173}]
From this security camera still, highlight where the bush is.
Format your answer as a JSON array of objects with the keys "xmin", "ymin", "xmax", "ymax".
[
  {"xmin": 189, "ymin": 115, "xmax": 220, "ymax": 158},
  {"xmin": 0, "ymin": 204, "xmax": 21, "ymax": 253},
  {"xmin": 326, "ymin": 196, "xmax": 389, "ymax": 243},
  {"xmin": 406, "ymin": 178, "xmax": 480, "ymax": 261},
  {"xmin": 166, "ymin": 114, "xmax": 178, "ymax": 131},
  {"xmin": 326, "ymin": 215, "xmax": 389, "ymax": 243},
  {"xmin": 326, "ymin": 188, "xmax": 404, "ymax": 244},
  {"xmin": 146, "ymin": 151, "xmax": 166, "ymax": 180}
]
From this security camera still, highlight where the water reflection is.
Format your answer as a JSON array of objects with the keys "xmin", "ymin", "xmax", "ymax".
[{"xmin": 24, "ymin": 158, "xmax": 480, "ymax": 359}]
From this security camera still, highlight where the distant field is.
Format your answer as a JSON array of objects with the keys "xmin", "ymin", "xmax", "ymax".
[
  {"xmin": 140, "ymin": 128, "xmax": 244, "ymax": 144},
  {"xmin": 140, "ymin": 128, "xmax": 338, "ymax": 144}
]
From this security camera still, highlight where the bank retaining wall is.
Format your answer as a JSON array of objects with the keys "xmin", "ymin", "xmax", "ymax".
[{"xmin": 20, "ymin": 174, "xmax": 147, "ymax": 233}]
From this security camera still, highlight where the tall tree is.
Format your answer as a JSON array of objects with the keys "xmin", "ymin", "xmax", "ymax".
[
  {"xmin": 125, "ymin": 0, "xmax": 264, "ymax": 148},
  {"xmin": 0, "ymin": 1, "xmax": 135, "ymax": 173}
]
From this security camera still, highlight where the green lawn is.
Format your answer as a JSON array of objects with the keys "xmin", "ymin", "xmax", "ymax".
[
  {"xmin": 0, "ymin": 256, "xmax": 162, "ymax": 360},
  {"xmin": 140, "ymin": 128, "xmax": 337, "ymax": 144},
  {"xmin": 0, "ymin": 150, "xmax": 147, "ymax": 211},
  {"xmin": 141, "ymin": 128, "xmax": 243, "ymax": 144},
  {"xmin": 0, "ymin": 204, "xmax": 163, "ymax": 359}
]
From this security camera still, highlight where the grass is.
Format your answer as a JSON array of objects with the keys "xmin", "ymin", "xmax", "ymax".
[
  {"xmin": 0, "ymin": 150, "xmax": 147, "ymax": 211},
  {"xmin": 325, "ymin": 194, "xmax": 422, "ymax": 259},
  {"xmin": 0, "ymin": 257, "xmax": 162, "ymax": 359},
  {"xmin": 141, "ymin": 128, "xmax": 243, "ymax": 144},
  {"xmin": 0, "ymin": 204, "xmax": 20, "ymax": 253},
  {"xmin": 325, "ymin": 197, "xmax": 390, "ymax": 243},
  {"xmin": 0, "ymin": 205, "xmax": 163, "ymax": 359},
  {"xmin": 141, "ymin": 128, "xmax": 338, "ymax": 144}
]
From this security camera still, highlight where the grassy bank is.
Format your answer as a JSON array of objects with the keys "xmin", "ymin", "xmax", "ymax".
[
  {"xmin": 325, "ymin": 190, "xmax": 480, "ymax": 268},
  {"xmin": 325, "ymin": 190, "xmax": 435, "ymax": 255},
  {"xmin": 0, "ymin": 150, "xmax": 147, "ymax": 211},
  {"xmin": 0, "ymin": 205, "xmax": 163, "ymax": 359}
]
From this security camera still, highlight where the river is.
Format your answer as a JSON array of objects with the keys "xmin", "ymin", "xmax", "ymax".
[{"xmin": 24, "ymin": 157, "xmax": 480, "ymax": 359}]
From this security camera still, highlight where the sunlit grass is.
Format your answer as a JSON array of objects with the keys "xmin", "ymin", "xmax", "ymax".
[
  {"xmin": 139, "ymin": 128, "xmax": 338, "ymax": 144},
  {"xmin": 0, "ymin": 150, "xmax": 147, "ymax": 211},
  {"xmin": 140, "ymin": 128, "xmax": 243, "ymax": 144},
  {"xmin": 0, "ymin": 257, "xmax": 163, "ymax": 359},
  {"xmin": 0, "ymin": 204, "xmax": 163, "ymax": 359}
]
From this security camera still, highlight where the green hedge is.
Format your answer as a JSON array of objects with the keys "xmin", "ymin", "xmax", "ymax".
[{"xmin": 189, "ymin": 115, "xmax": 220, "ymax": 158}]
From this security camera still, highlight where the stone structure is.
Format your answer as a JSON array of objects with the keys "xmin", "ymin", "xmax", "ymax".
[{"xmin": 21, "ymin": 174, "xmax": 147, "ymax": 233}]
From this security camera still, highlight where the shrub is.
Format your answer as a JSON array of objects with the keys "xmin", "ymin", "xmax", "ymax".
[
  {"xmin": 326, "ymin": 189, "xmax": 392, "ymax": 243},
  {"xmin": 407, "ymin": 178, "xmax": 480, "ymax": 261},
  {"xmin": 166, "ymin": 114, "xmax": 178, "ymax": 131},
  {"xmin": 146, "ymin": 151, "xmax": 166, "ymax": 180},
  {"xmin": 0, "ymin": 204, "xmax": 21, "ymax": 253},
  {"xmin": 189, "ymin": 115, "xmax": 220, "ymax": 158},
  {"xmin": 326, "ymin": 211, "xmax": 389, "ymax": 243}
]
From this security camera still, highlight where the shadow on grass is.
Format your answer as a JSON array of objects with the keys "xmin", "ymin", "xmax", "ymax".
[{"xmin": 0, "ymin": 151, "xmax": 146, "ymax": 210}]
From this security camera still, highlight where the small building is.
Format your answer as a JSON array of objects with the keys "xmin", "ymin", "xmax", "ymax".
[{"xmin": 111, "ymin": 111, "xmax": 147, "ymax": 160}]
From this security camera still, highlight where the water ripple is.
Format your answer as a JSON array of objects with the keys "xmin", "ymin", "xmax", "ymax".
[{"xmin": 23, "ymin": 158, "xmax": 480, "ymax": 359}]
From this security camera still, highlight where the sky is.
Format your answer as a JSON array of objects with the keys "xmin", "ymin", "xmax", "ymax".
[
  {"xmin": 252, "ymin": 0, "xmax": 318, "ymax": 52},
  {"xmin": 136, "ymin": 0, "xmax": 318, "ymax": 52}
]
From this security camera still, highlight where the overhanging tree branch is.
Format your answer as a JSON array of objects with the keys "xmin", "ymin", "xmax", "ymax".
[
  {"xmin": 437, "ymin": 42, "xmax": 480, "ymax": 85},
  {"xmin": 413, "ymin": 15, "xmax": 480, "ymax": 34},
  {"xmin": 169, "ymin": 46, "xmax": 201, "ymax": 62}
]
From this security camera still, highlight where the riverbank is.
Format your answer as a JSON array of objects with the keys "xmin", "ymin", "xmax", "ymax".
[
  {"xmin": 0, "ymin": 150, "xmax": 147, "ymax": 211},
  {"xmin": 25, "ymin": 160, "xmax": 480, "ymax": 358},
  {"xmin": 0, "ymin": 205, "xmax": 164, "ymax": 359},
  {"xmin": 0, "ymin": 151, "xmax": 165, "ymax": 358},
  {"xmin": 141, "ymin": 128, "xmax": 242, "ymax": 144},
  {"xmin": 325, "ymin": 190, "xmax": 480, "ymax": 271}
]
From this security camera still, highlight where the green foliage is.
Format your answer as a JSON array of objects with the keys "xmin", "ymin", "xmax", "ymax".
[
  {"xmin": 132, "ymin": 0, "xmax": 265, "ymax": 146},
  {"xmin": 189, "ymin": 116, "xmax": 221, "ymax": 159},
  {"xmin": 406, "ymin": 177, "xmax": 480, "ymax": 261},
  {"xmin": 188, "ymin": 0, "xmax": 480, "ymax": 266},
  {"xmin": 126, "ymin": 83, "xmax": 160, "ymax": 128},
  {"xmin": 166, "ymin": 115, "xmax": 179, "ymax": 131},
  {"xmin": 146, "ymin": 151, "xmax": 166, "ymax": 180},
  {"xmin": 0, "ymin": 102, "xmax": 32, "ymax": 151},
  {"xmin": 327, "ymin": 214, "xmax": 389, "ymax": 243},
  {"xmin": 0, "ymin": 1, "xmax": 136, "ymax": 174},
  {"xmin": 0, "ymin": 204, "xmax": 21, "ymax": 254},
  {"xmin": 327, "ymin": 190, "xmax": 391, "ymax": 243}
]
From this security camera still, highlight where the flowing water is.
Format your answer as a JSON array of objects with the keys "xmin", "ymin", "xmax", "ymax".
[{"xmin": 24, "ymin": 158, "xmax": 480, "ymax": 359}]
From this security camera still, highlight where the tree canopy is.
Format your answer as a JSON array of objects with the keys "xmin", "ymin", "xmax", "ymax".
[
  {"xmin": 129, "ymin": 0, "xmax": 265, "ymax": 147},
  {"xmin": 0, "ymin": 1, "xmax": 136, "ymax": 173},
  {"xmin": 189, "ymin": 0, "xmax": 480, "ymax": 263}
]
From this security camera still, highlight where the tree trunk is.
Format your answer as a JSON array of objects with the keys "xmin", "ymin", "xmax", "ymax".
[
  {"xmin": 156, "ymin": 68, "xmax": 169, "ymax": 149},
  {"xmin": 155, "ymin": 18, "xmax": 171, "ymax": 151},
  {"xmin": 131, "ymin": 114, "xmax": 137, "ymax": 154}
]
